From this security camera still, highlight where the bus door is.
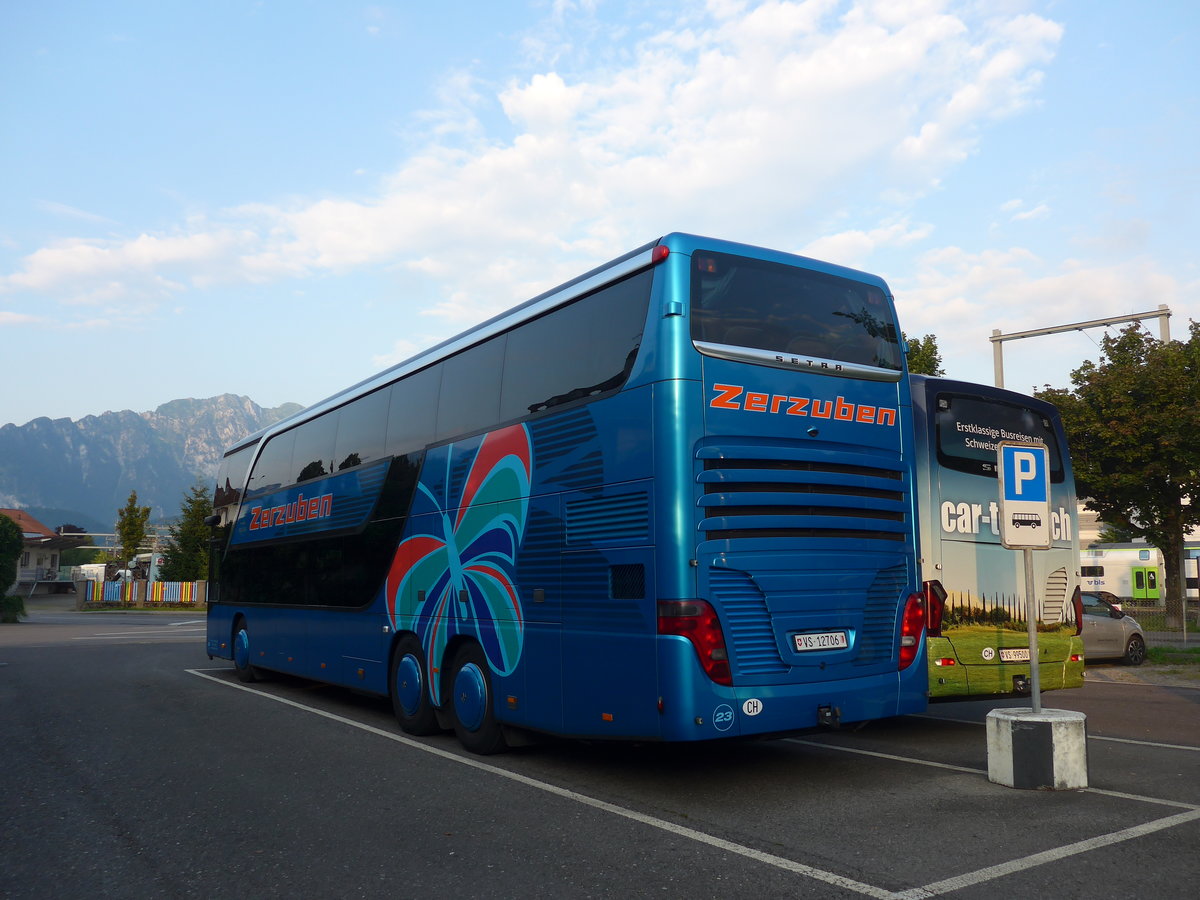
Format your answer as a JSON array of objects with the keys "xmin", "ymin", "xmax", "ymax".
[{"xmin": 1131, "ymin": 566, "xmax": 1160, "ymax": 603}]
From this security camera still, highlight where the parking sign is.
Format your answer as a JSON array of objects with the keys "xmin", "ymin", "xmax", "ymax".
[{"xmin": 997, "ymin": 441, "xmax": 1052, "ymax": 549}]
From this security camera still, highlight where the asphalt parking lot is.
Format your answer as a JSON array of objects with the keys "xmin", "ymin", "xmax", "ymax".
[{"xmin": 1, "ymin": 608, "xmax": 1197, "ymax": 899}]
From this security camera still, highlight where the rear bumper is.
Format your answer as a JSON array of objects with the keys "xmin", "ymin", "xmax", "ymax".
[{"xmin": 655, "ymin": 637, "xmax": 927, "ymax": 741}]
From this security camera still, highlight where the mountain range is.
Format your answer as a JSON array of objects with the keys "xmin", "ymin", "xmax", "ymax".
[{"xmin": 0, "ymin": 395, "xmax": 303, "ymax": 532}]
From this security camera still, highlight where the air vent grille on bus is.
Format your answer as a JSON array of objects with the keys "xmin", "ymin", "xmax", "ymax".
[
  {"xmin": 856, "ymin": 563, "xmax": 909, "ymax": 666},
  {"xmin": 709, "ymin": 567, "xmax": 788, "ymax": 675},
  {"xmin": 697, "ymin": 446, "xmax": 908, "ymax": 543},
  {"xmin": 565, "ymin": 491, "xmax": 650, "ymax": 546},
  {"xmin": 1042, "ymin": 566, "xmax": 1070, "ymax": 624}
]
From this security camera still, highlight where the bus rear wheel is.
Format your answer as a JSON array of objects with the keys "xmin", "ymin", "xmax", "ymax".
[
  {"xmin": 390, "ymin": 635, "xmax": 440, "ymax": 735},
  {"xmin": 233, "ymin": 620, "xmax": 260, "ymax": 683},
  {"xmin": 448, "ymin": 643, "xmax": 508, "ymax": 755}
]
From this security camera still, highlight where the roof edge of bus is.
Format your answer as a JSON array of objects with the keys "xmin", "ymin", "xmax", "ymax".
[
  {"xmin": 909, "ymin": 374, "xmax": 1060, "ymax": 413},
  {"xmin": 658, "ymin": 232, "xmax": 891, "ymax": 288},
  {"xmin": 225, "ymin": 233, "xmax": 896, "ymax": 456}
]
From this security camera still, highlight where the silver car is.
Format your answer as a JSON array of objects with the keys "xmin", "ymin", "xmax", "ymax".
[{"xmin": 1081, "ymin": 591, "xmax": 1146, "ymax": 665}]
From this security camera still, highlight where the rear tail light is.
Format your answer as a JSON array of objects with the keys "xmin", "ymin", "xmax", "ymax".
[
  {"xmin": 658, "ymin": 599, "xmax": 732, "ymax": 686},
  {"xmin": 1071, "ymin": 586, "xmax": 1084, "ymax": 636},
  {"xmin": 899, "ymin": 592, "xmax": 926, "ymax": 670},
  {"xmin": 923, "ymin": 580, "xmax": 947, "ymax": 637}
]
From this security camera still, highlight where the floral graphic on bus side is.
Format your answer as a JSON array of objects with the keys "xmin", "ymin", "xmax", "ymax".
[{"xmin": 385, "ymin": 424, "xmax": 532, "ymax": 705}]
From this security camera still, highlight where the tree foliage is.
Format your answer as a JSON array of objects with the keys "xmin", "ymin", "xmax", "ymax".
[
  {"xmin": 0, "ymin": 514, "xmax": 22, "ymax": 593},
  {"xmin": 904, "ymin": 333, "xmax": 945, "ymax": 376},
  {"xmin": 1093, "ymin": 522, "xmax": 1134, "ymax": 546},
  {"xmin": 1037, "ymin": 321, "xmax": 1200, "ymax": 623},
  {"xmin": 159, "ymin": 482, "xmax": 213, "ymax": 582},
  {"xmin": 115, "ymin": 490, "xmax": 152, "ymax": 569}
]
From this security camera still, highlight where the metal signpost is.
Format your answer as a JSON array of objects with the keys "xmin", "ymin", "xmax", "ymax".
[{"xmin": 997, "ymin": 442, "xmax": 1052, "ymax": 713}]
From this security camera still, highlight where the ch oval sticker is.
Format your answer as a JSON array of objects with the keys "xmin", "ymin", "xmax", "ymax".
[
  {"xmin": 742, "ymin": 698, "xmax": 763, "ymax": 716},
  {"xmin": 981, "ymin": 647, "xmax": 996, "ymax": 661}
]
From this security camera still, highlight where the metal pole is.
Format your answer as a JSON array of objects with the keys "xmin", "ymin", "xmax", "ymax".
[
  {"xmin": 989, "ymin": 307, "xmax": 1172, "ymax": 388},
  {"xmin": 992, "ymin": 329, "xmax": 1005, "ymax": 387},
  {"xmin": 1024, "ymin": 547, "xmax": 1041, "ymax": 713},
  {"xmin": 1183, "ymin": 554, "xmax": 1190, "ymax": 647}
]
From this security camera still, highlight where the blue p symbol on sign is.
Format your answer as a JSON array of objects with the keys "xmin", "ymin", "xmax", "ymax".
[{"xmin": 1002, "ymin": 445, "xmax": 1048, "ymax": 502}]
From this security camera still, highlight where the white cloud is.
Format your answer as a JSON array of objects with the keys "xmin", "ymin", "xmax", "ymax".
[
  {"xmin": 895, "ymin": 246, "xmax": 1197, "ymax": 386},
  {"xmin": 1011, "ymin": 203, "xmax": 1049, "ymax": 221},
  {"xmin": 0, "ymin": 311, "xmax": 44, "ymax": 325},
  {"xmin": 802, "ymin": 220, "xmax": 934, "ymax": 270},
  {"xmin": 1, "ymin": 230, "xmax": 250, "ymax": 304},
  {"xmin": 34, "ymin": 200, "xmax": 119, "ymax": 225},
  {"xmin": 2, "ymin": 1, "xmax": 1067, "ymax": 333}
]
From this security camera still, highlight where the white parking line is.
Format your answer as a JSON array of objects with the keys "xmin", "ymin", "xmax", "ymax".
[
  {"xmin": 787, "ymin": 738, "xmax": 985, "ymax": 774},
  {"xmin": 893, "ymin": 809, "xmax": 1200, "ymax": 899},
  {"xmin": 915, "ymin": 713, "xmax": 1200, "ymax": 753},
  {"xmin": 189, "ymin": 669, "xmax": 1200, "ymax": 900},
  {"xmin": 74, "ymin": 628, "xmax": 205, "ymax": 639},
  {"xmin": 187, "ymin": 669, "xmax": 895, "ymax": 898}
]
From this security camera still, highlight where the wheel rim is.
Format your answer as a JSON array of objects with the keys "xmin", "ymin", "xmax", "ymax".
[
  {"xmin": 453, "ymin": 662, "xmax": 488, "ymax": 732},
  {"xmin": 1129, "ymin": 638, "xmax": 1145, "ymax": 663},
  {"xmin": 395, "ymin": 653, "xmax": 424, "ymax": 717},
  {"xmin": 234, "ymin": 628, "xmax": 250, "ymax": 669}
]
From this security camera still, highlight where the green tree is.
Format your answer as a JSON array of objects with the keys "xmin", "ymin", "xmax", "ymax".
[
  {"xmin": 1093, "ymin": 522, "xmax": 1134, "ymax": 545},
  {"xmin": 904, "ymin": 333, "xmax": 945, "ymax": 376},
  {"xmin": 60, "ymin": 546, "xmax": 106, "ymax": 567},
  {"xmin": 0, "ymin": 514, "xmax": 25, "ymax": 622},
  {"xmin": 159, "ymin": 482, "xmax": 213, "ymax": 582},
  {"xmin": 53, "ymin": 524, "xmax": 94, "ymax": 566},
  {"xmin": 1038, "ymin": 321, "xmax": 1200, "ymax": 625},
  {"xmin": 115, "ymin": 490, "xmax": 152, "ymax": 571}
]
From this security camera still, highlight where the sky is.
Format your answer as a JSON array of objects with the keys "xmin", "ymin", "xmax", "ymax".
[{"xmin": 3, "ymin": 0, "xmax": 1197, "ymax": 427}]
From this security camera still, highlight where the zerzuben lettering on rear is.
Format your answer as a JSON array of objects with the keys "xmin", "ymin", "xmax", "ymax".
[{"xmin": 709, "ymin": 383, "xmax": 897, "ymax": 426}]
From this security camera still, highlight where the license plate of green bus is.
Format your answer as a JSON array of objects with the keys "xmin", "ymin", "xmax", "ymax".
[
  {"xmin": 793, "ymin": 631, "xmax": 848, "ymax": 652},
  {"xmin": 999, "ymin": 648, "xmax": 1030, "ymax": 662}
]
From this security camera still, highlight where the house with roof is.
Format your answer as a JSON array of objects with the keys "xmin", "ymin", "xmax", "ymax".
[{"xmin": 1, "ymin": 509, "xmax": 79, "ymax": 596}]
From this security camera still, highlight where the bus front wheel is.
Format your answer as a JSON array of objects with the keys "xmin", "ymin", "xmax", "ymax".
[
  {"xmin": 233, "ymin": 620, "xmax": 259, "ymax": 683},
  {"xmin": 390, "ymin": 635, "xmax": 440, "ymax": 735},
  {"xmin": 448, "ymin": 643, "xmax": 508, "ymax": 755}
]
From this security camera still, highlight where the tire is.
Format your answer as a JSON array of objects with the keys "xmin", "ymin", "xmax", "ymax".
[
  {"xmin": 447, "ymin": 643, "xmax": 508, "ymax": 755},
  {"xmin": 1123, "ymin": 634, "xmax": 1146, "ymax": 666},
  {"xmin": 232, "ymin": 620, "xmax": 260, "ymax": 683},
  {"xmin": 390, "ymin": 635, "xmax": 440, "ymax": 735}
]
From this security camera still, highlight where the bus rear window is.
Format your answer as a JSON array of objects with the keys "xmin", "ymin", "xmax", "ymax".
[
  {"xmin": 935, "ymin": 393, "xmax": 1063, "ymax": 481},
  {"xmin": 689, "ymin": 250, "xmax": 902, "ymax": 371}
]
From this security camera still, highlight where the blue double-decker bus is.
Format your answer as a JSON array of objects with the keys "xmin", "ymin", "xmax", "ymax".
[{"xmin": 207, "ymin": 233, "xmax": 928, "ymax": 753}]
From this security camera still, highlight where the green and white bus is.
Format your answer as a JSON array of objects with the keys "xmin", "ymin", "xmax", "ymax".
[{"xmin": 911, "ymin": 376, "xmax": 1085, "ymax": 700}]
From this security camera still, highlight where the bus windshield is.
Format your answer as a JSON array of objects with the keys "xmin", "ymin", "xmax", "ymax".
[
  {"xmin": 935, "ymin": 393, "xmax": 1063, "ymax": 480},
  {"xmin": 689, "ymin": 250, "xmax": 903, "ymax": 371}
]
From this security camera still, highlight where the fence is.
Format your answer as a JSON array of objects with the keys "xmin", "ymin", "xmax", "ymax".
[{"xmin": 81, "ymin": 580, "xmax": 207, "ymax": 609}]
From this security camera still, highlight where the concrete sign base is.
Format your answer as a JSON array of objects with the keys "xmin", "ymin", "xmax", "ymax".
[{"xmin": 986, "ymin": 707, "xmax": 1089, "ymax": 790}]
